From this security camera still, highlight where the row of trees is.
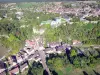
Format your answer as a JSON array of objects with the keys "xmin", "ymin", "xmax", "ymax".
[{"xmin": 85, "ymin": 16, "xmax": 100, "ymax": 21}]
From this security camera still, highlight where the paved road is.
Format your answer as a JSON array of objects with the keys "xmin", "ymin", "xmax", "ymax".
[
  {"xmin": 36, "ymin": 37, "xmax": 51, "ymax": 75},
  {"xmin": 71, "ymin": 45, "xmax": 100, "ymax": 48},
  {"xmin": 38, "ymin": 50, "xmax": 51, "ymax": 75}
]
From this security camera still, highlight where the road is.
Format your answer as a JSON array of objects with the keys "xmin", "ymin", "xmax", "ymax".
[
  {"xmin": 36, "ymin": 37, "xmax": 51, "ymax": 75},
  {"xmin": 71, "ymin": 45, "xmax": 100, "ymax": 48},
  {"xmin": 38, "ymin": 50, "xmax": 51, "ymax": 75}
]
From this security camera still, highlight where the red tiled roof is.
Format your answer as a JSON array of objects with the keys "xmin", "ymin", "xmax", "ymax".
[
  {"xmin": 9, "ymin": 67, "xmax": 19, "ymax": 75},
  {"xmin": 26, "ymin": 40, "xmax": 35, "ymax": 46}
]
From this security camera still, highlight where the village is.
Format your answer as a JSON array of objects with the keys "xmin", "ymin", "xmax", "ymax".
[
  {"xmin": 0, "ymin": 35, "xmax": 82, "ymax": 75},
  {"xmin": 0, "ymin": 1, "xmax": 100, "ymax": 75},
  {"xmin": 0, "ymin": 37, "xmax": 100, "ymax": 75}
]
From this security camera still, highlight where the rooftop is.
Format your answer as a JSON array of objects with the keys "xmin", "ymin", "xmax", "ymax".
[
  {"xmin": 20, "ymin": 62, "xmax": 28, "ymax": 72},
  {"xmin": 9, "ymin": 67, "xmax": 19, "ymax": 75}
]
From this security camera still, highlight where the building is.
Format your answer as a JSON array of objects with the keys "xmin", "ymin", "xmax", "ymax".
[
  {"xmin": 61, "ymin": 43, "xmax": 68, "ymax": 50},
  {"xmin": 9, "ymin": 66, "xmax": 19, "ymax": 75},
  {"xmin": 72, "ymin": 40, "xmax": 82, "ymax": 45},
  {"xmin": 62, "ymin": 15, "xmax": 72, "ymax": 23},
  {"xmin": 47, "ymin": 42, "xmax": 61, "ymax": 48},
  {"xmin": 31, "ymin": 51, "xmax": 41, "ymax": 62},
  {"xmin": 15, "ymin": 12, "xmax": 23, "ymax": 20},
  {"xmin": 15, "ymin": 12, "xmax": 23, "ymax": 16},
  {"xmin": 0, "ymin": 71, "xmax": 6, "ymax": 75},
  {"xmin": 51, "ymin": 17, "xmax": 62, "ymax": 28},
  {"xmin": 25, "ymin": 40, "xmax": 35, "ymax": 48},
  {"xmin": 34, "ymin": 56, "xmax": 41, "ymax": 62},
  {"xmin": 7, "ymin": 56, "xmax": 17, "ymax": 66},
  {"xmin": 66, "ymin": 46, "xmax": 72, "ymax": 50},
  {"xmin": 34, "ymin": 51, "xmax": 40, "ymax": 57},
  {"xmin": 16, "ymin": 54, "xmax": 23, "ymax": 64},
  {"xmin": 40, "ymin": 20, "xmax": 51, "ymax": 26},
  {"xmin": 20, "ymin": 62, "xmax": 28, "ymax": 72},
  {"xmin": 55, "ymin": 46, "xmax": 64, "ymax": 54},
  {"xmin": 23, "ymin": 47, "xmax": 35, "ymax": 55},
  {"xmin": 19, "ymin": 51, "xmax": 28, "ymax": 60},
  {"xmin": 44, "ymin": 48, "xmax": 56, "ymax": 54},
  {"xmin": 33, "ymin": 28, "xmax": 45, "ymax": 35},
  {"xmin": 28, "ymin": 54, "xmax": 35, "ymax": 61}
]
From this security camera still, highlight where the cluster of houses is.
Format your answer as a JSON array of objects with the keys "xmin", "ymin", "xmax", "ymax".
[
  {"xmin": 1, "ymin": 2, "xmax": 100, "ymax": 29},
  {"xmin": 0, "ymin": 39, "xmax": 39, "ymax": 75},
  {"xmin": 39, "ymin": 6, "xmax": 100, "ymax": 28},
  {"xmin": 15, "ymin": 11, "xmax": 23, "ymax": 20},
  {"xmin": 40, "ymin": 17, "xmax": 72, "ymax": 28},
  {"xmin": 0, "ymin": 38, "xmax": 83, "ymax": 75}
]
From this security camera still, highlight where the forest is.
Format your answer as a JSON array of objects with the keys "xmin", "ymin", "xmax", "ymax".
[{"xmin": 44, "ymin": 20, "xmax": 100, "ymax": 45}]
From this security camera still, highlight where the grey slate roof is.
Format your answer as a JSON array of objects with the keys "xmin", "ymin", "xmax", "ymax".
[
  {"xmin": 0, "ymin": 71, "xmax": 6, "ymax": 75},
  {"xmin": 20, "ymin": 63, "xmax": 28, "ymax": 70},
  {"xmin": 55, "ymin": 46, "xmax": 64, "ymax": 51}
]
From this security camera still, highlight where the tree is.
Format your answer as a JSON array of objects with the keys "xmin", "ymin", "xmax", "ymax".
[
  {"xmin": 70, "ymin": 49, "xmax": 77, "ymax": 57},
  {"xmin": 27, "ymin": 62, "xmax": 43, "ymax": 75}
]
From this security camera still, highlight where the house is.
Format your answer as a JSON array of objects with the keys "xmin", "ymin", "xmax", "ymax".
[
  {"xmin": 72, "ymin": 40, "xmax": 82, "ymax": 45},
  {"xmin": 16, "ymin": 54, "xmax": 23, "ymax": 64},
  {"xmin": 8, "ymin": 57, "xmax": 13, "ymax": 65},
  {"xmin": 62, "ymin": 44, "xmax": 68, "ymax": 50},
  {"xmin": 40, "ymin": 20, "xmax": 51, "ymax": 26},
  {"xmin": 15, "ymin": 12, "xmax": 23, "ymax": 20},
  {"xmin": 28, "ymin": 51, "xmax": 40, "ymax": 61},
  {"xmin": 19, "ymin": 51, "xmax": 28, "ymax": 60},
  {"xmin": 40, "ymin": 17, "xmax": 66, "ymax": 28},
  {"xmin": 15, "ymin": 12, "xmax": 23, "ymax": 16},
  {"xmin": 32, "ymin": 51, "xmax": 41, "ymax": 62},
  {"xmin": 51, "ymin": 21, "xmax": 58, "ymax": 27},
  {"xmin": 0, "ymin": 17, "xmax": 2, "ymax": 20},
  {"xmin": 28, "ymin": 54, "xmax": 35, "ymax": 61},
  {"xmin": 20, "ymin": 62, "xmax": 28, "ymax": 72},
  {"xmin": 55, "ymin": 46, "xmax": 64, "ymax": 54},
  {"xmin": 33, "ymin": 28, "xmax": 45, "ymax": 35},
  {"xmin": 38, "ymin": 29, "xmax": 45, "ymax": 35},
  {"xmin": 77, "ymin": 49, "xmax": 83, "ymax": 55},
  {"xmin": 34, "ymin": 56, "xmax": 41, "ymax": 62},
  {"xmin": 7, "ymin": 56, "xmax": 17, "ymax": 66},
  {"xmin": 91, "ymin": 21, "xmax": 98, "ymax": 23},
  {"xmin": 0, "ymin": 71, "xmax": 6, "ymax": 75},
  {"xmin": 62, "ymin": 15, "xmax": 72, "ymax": 23},
  {"xmin": 47, "ymin": 42, "xmax": 61, "ymax": 48},
  {"xmin": 25, "ymin": 40, "xmax": 35, "ymax": 48},
  {"xmin": 38, "ymin": 41, "xmax": 45, "ymax": 50},
  {"xmin": 51, "ymin": 18, "xmax": 62, "ymax": 28},
  {"xmin": 9, "ymin": 66, "xmax": 19, "ymax": 75},
  {"xmin": 44, "ymin": 48, "xmax": 56, "ymax": 54},
  {"xmin": 23, "ymin": 47, "xmax": 35, "ymax": 55},
  {"xmin": 11, "ymin": 55, "xmax": 18, "ymax": 63},
  {"xmin": 16, "ymin": 16, "xmax": 21, "ymax": 20},
  {"xmin": 66, "ymin": 46, "xmax": 72, "ymax": 50},
  {"xmin": 3, "ymin": 14, "xmax": 7, "ymax": 18},
  {"xmin": 34, "ymin": 51, "xmax": 40, "ymax": 57}
]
